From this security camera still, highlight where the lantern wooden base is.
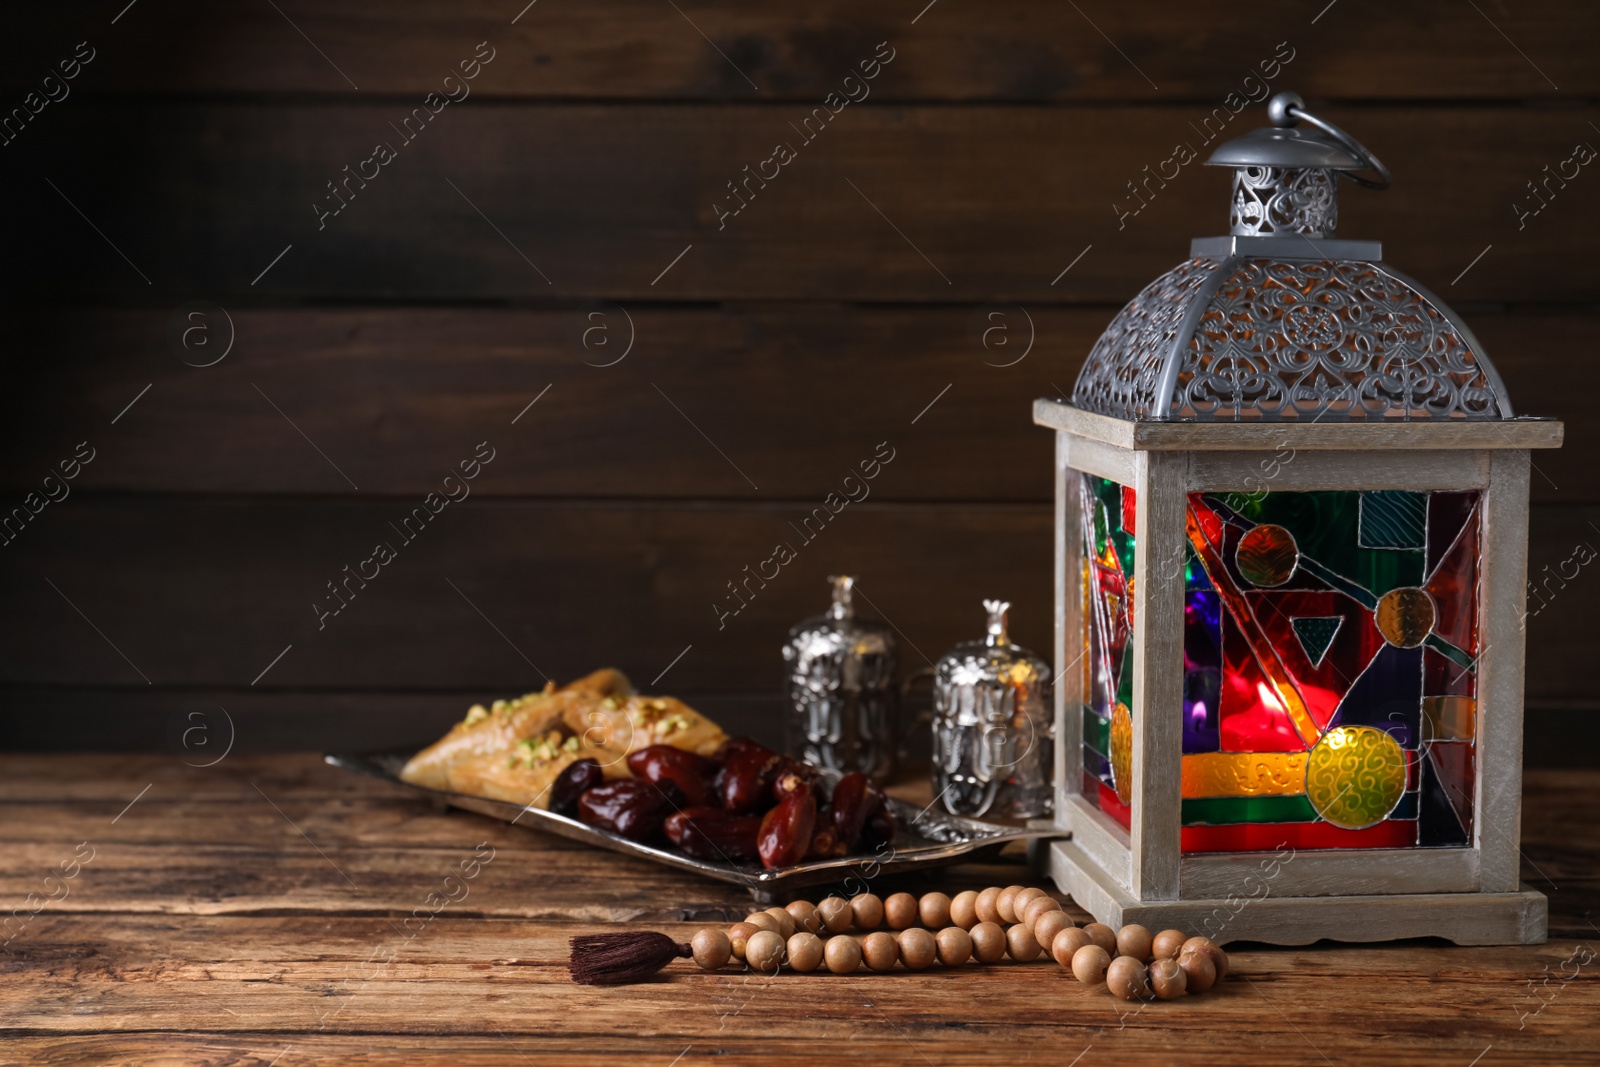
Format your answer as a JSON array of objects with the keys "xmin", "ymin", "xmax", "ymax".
[{"xmin": 1037, "ymin": 838, "xmax": 1548, "ymax": 947}]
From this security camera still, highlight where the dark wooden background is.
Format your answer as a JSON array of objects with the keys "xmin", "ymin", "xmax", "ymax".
[{"xmin": 1, "ymin": 1, "xmax": 1596, "ymax": 762}]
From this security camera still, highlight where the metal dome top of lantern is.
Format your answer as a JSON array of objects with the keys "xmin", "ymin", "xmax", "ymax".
[{"xmin": 1071, "ymin": 92, "xmax": 1513, "ymax": 424}]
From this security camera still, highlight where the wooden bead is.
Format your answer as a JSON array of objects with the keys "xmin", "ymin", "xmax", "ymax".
[
  {"xmin": 1052, "ymin": 927, "xmax": 1093, "ymax": 968},
  {"xmin": 936, "ymin": 926, "xmax": 972, "ymax": 967},
  {"xmin": 1032, "ymin": 910, "xmax": 1073, "ymax": 954},
  {"xmin": 743, "ymin": 911, "xmax": 780, "ymax": 935},
  {"xmin": 764, "ymin": 907, "xmax": 797, "ymax": 940},
  {"xmin": 861, "ymin": 931, "xmax": 899, "ymax": 972},
  {"xmin": 898, "ymin": 928, "xmax": 938, "ymax": 970},
  {"xmin": 1022, "ymin": 896, "xmax": 1061, "ymax": 932},
  {"xmin": 969, "ymin": 921, "xmax": 1007, "ymax": 963},
  {"xmin": 1005, "ymin": 922, "xmax": 1041, "ymax": 962},
  {"xmin": 817, "ymin": 896, "xmax": 854, "ymax": 934},
  {"xmin": 745, "ymin": 930, "xmax": 785, "ymax": 974},
  {"xmin": 1177, "ymin": 947, "xmax": 1217, "ymax": 993},
  {"xmin": 974, "ymin": 887, "xmax": 1003, "ymax": 924},
  {"xmin": 884, "ymin": 892, "xmax": 919, "ymax": 931},
  {"xmin": 1082, "ymin": 922, "xmax": 1117, "ymax": 955},
  {"xmin": 728, "ymin": 921, "xmax": 759, "ymax": 961},
  {"xmin": 949, "ymin": 890, "xmax": 980, "ymax": 929},
  {"xmin": 1071, "ymin": 944, "xmax": 1111, "ymax": 985},
  {"xmin": 1151, "ymin": 928, "xmax": 1189, "ymax": 960},
  {"xmin": 918, "ymin": 891, "xmax": 953, "ymax": 930},
  {"xmin": 1149, "ymin": 957, "xmax": 1187, "ymax": 999},
  {"xmin": 692, "ymin": 927, "xmax": 732, "ymax": 970},
  {"xmin": 1181, "ymin": 936, "xmax": 1229, "ymax": 980},
  {"xmin": 995, "ymin": 885, "xmax": 1027, "ymax": 924},
  {"xmin": 1116, "ymin": 923, "xmax": 1154, "ymax": 962},
  {"xmin": 851, "ymin": 893, "xmax": 885, "ymax": 931},
  {"xmin": 1106, "ymin": 955, "xmax": 1152, "ymax": 1001},
  {"xmin": 786, "ymin": 932, "xmax": 824, "ymax": 973},
  {"xmin": 1011, "ymin": 886, "xmax": 1046, "ymax": 917},
  {"xmin": 824, "ymin": 934, "xmax": 862, "ymax": 975},
  {"xmin": 786, "ymin": 900, "xmax": 821, "ymax": 935}
]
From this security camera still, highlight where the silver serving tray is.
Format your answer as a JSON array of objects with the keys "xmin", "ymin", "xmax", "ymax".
[{"xmin": 326, "ymin": 750, "xmax": 1060, "ymax": 902}]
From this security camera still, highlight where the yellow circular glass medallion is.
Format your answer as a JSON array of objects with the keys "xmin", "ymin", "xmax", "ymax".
[
  {"xmin": 1304, "ymin": 725, "xmax": 1407, "ymax": 830},
  {"xmin": 1109, "ymin": 702, "xmax": 1133, "ymax": 806},
  {"xmin": 1375, "ymin": 587, "xmax": 1437, "ymax": 648}
]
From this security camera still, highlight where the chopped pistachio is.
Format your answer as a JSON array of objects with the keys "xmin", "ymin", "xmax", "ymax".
[{"xmin": 463, "ymin": 705, "xmax": 489, "ymax": 726}]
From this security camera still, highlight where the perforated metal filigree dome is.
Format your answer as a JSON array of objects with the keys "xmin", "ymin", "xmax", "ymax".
[{"xmin": 1073, "ymin": 94, "xmax": 1513, "ymax": 423}]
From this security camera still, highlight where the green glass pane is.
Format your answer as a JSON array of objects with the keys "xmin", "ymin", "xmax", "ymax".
[
  {"xmin": 1182, "ymin": 795, "xmax": 1319, "ymax": 825},
  {"xmin": 1082, "ymin": 706, "xmax": 1110, "ymax": 757},
  {"xmin": 1091, "ymin": 498, "xmax": 1110, "ymax": 556},
  {"xmin": 1205, "ymin": 490, "xmax": 1424, "ymax": 594},
  {"xmin": 1424, "ymin": 633, "xmax": 1476, "ymax": 672},
  {"xmin": 1114, "ymin": 637, "xmax": 1135, "ymax": 708},
  {"xmin": 1093, "ymin": 476, "xmax": 1123, "ymax": 519},
  {"xmin": 1359, "ymin": 490, "xmax": 1428, "ymax": 549}
]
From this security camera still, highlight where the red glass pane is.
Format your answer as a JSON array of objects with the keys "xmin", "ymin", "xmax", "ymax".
[
  {"xmin": 1181, "ymin": 818, "xmax": 1417, "ymax": 854},
  {"xmin": 1218, "ymin": 613, "xmax": 1305, "ymax": 753},
  {"xmin": 1427, "ymin": 739, "xmax": 1475, "ymax": 834},
  {"xmin": 1424, "ymin": 646, "xmax": 1476, "ymax": 698},
  {"xmin": 1427, "ymin": 491, "xmax": 1478, "ymax": 573},
  {"xmin": 1247, "ymin": 589, "xmax": 1384, "ymax": 733},
  {"xmin": 1086, "ymin": 769, "xmax": 1131, "ymax": 831},
  {"xmin": 1424, "ymin": 503, "xmax": 1480, "ymax": 657}
]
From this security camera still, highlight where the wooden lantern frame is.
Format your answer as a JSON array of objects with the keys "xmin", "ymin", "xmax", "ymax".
[{"xmin": 1033, "ymin": 400, "xmax": 1562, "ymax": 946}]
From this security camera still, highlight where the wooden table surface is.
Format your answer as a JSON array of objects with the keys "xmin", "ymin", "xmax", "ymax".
[{"xmin": 3, "ymin": 754, "xmax": 1597, "ymax": 1066}]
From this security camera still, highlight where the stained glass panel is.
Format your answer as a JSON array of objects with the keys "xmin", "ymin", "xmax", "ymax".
[
  {"xmin": 1180, "ymin": 488, "xmax": 1481, "ymax": 854},
  {"xmin": 1079, "ymin": 473, "xmax": 1135, "ymax": 831}
]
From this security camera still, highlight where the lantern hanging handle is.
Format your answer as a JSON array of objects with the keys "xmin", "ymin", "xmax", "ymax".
[{"xmin": 1267, "ymin": 91, "xmax": 1391, "ymax": 190}]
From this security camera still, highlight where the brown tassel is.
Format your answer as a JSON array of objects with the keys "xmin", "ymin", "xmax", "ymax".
[{"xmin": 569, "ymin": 931, "xmax": 692, "ymax": 985}]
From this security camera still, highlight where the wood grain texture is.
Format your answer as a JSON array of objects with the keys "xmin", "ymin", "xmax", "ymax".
[
  {"xmin": 0, "ymin": 754, "xmax": 1594, "ymax": 1065},
  {"xmin": 1178, "ymin": 846, "xmax": 1481, "ymax": 900},
  {"xmin": 1039, "ymin": 401, "xmax": 1566, "ymax": 453},
  {"xmin": 1052, "ymin": 435, "xmax": 1079, "ymax": 819},
  {"xmin": 5, "ymin": 1, "xmax": 1597, "ymax": 100},
  {"xmin": 1, "ymin": 500, "xmax": 1595, "ymax": 753},
  {"xmin": 1, "ymin": 308, "xmax": 1589, "ymax": 502},
  {"xmin": 1477, "ymin": 449, "xmax": 1535, "ymax": 894},
  {"xmin": 3, "ymin": 106, "xmax": 1596, "ymax": 304},
  {"xmin": 1055, "ymin": 794, "xmax": 1131, "ymax": 894},
  {"xmin": 0, "ymin": 498, "xmax": 1054, "ymax": 694},
  {"xmin": 0, "ymin": 687, "xmax": 796, "ymax": 758},
  {"xmin": 1, "ymin": 0, "xmax": 1593, "ymax": 769},
  {"xmin": 1184, "ymin": 449, "xmax": 1495, "ymax": 491},
  {"xmin": 1129, "ymin": 450, "xmax": 1185, "ymax": 899},
  {"xmin": 0, "ymin": 305, "xmax": 1066, "ymax": 501},
  {"xmin": 0, "ymin": 498, "xmax": 1592, "ymax": 695}
]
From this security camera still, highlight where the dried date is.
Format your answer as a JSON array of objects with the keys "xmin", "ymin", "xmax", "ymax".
[
  {"xmin": 805, "ymin": 823, "xmax": 843, "ymax": 859},
  {"xmin": 828, "ymin": 772, "xmax": 879, "ymax": 851},
  {"xmin": 626, "ymin": 745, "xmax": 717, "ymax": 808},
  {"xmin": 715, "ymin": 737, "xmax": 779, "ymax": 764},
  {"xmin": 549, "ymin": 758, "xmax": 602, "ymax": 816},
  {"xmin": 718, "ymin": 750, "xmax": 783, "ymax": 814},
  {"xmin": 757, "ymin": 780, "xmax": 818, "ymax": 869},
  {"xmin": 863, "ymin": 798, "xmax": 898, "ymax": 847},
  {"xmin": 664, "ymin": 806, "xmax": 763, "ymax": 861},
  {"xmin": 576, "ymin": 780, "xmax": 667, "ymax": 841},
  {"xmin": 771, "ymin": 757, "xmax": 818, "ymax": 802}
]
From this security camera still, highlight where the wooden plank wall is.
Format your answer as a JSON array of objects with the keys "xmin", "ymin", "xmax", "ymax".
[{"xmin": 1, "ymin": 1, "xmax": 1596, "ymax": 759}]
